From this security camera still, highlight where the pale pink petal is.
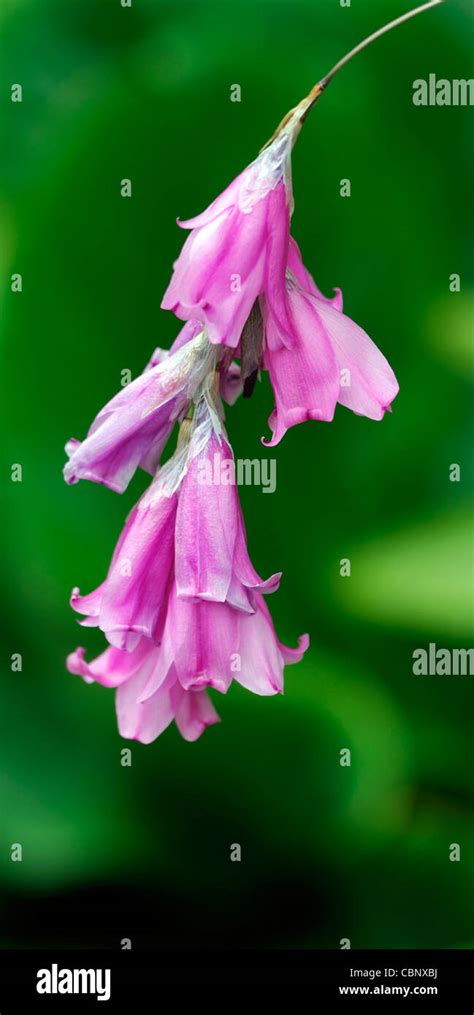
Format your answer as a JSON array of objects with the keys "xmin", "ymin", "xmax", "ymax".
[
  {"xmin": 116, "ymin": 666, "xmax": 180, "ymax": 744},
  {"xmin": 279, "ymin": 632, "xmax": 310, "ymax": 664},
  {"xmin": 175, "ymin": 690, "xmax": 221, "ymax": 742},
  {"xmin": 236, "ymin": 595, "xmax": 309, "ymax": 694},
  {"xmin": 310, "ymin": 298, "xmax": 399, "ymax": 419},
  {"xmin": 67, "ymin": 639, "xmax": 153, "ymax": 688},
  {"xmin": 233, "ymin": 511, "xmax": 281, "ymax": 595},
  {"xmin": 177, "ymin": 171, "xmax": 246, "ymax": 230},
  {"xmin": 236, "ymin": 597, "xmax": 284, "ymax": 695}
]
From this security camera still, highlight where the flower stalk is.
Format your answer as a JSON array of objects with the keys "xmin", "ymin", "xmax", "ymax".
[
  {"xmin": 64, "ymin": 1, "xmax": 445, "ymax": 744},
  {"xmin": 261, "ymin": 0, "xmax": 444, "ymax": 151}
]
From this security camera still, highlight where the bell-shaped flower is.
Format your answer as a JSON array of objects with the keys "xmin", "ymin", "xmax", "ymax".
[
  {"xmin": 67, "ymin": 587, "xmax": 308, "ymax": 742},
  {"xmin": 261, "ymin": 238, "xmax": 399, "ymax": 445},
  {"xmin": 64, "ymin": 323, "xmax": 215, "ymax": 493},
  {"xmin": 160, "ymin": 116, "xmax": 398, "ymax": 444},
  {"xmin": 67, "ymin": 640, "xmax": 220, "ymax": 744},
  {"xmin": 161, "ymin": 114, "xmax": 304, "ymax": 349},
  {"xmin": 70, "ymin": 393, "xmax": 280, "ymax": 651},
  {"xmin": 139, "ymin": 582, "xmax": 308, "ymax": 700}
]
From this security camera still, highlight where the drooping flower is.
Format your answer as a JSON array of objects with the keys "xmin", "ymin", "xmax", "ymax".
[
  {"xmin": 70, "ymin": 392, "xmax": 281, "ymax": 651},
  {"xmin": 64, "ymin": 0, "xmax": 445, "ymax": 747},
  {"xmin": 67, "ymin": 586, "xmax": 308, "ymax": 744},
  {"xmin": 261, "ymin": 238, "xmax": 399, "ymax": 445},
  {"xmin": 63, "ymin": 322, "xmax": 215, "ymax": 494},
  {"xmin": 67, "ymin": 640, "xmax": 221, "ymax": 744},
  {"xmin": 68, "ymin": 386, "xmax": 309, "ymax": 740},
  {"xmin": 161, "ymin": 116, "xmax": 302, "ymax": 349},
  {"xmin": 161, "ymin": 120, "xmax": 398, "ymax": 442}
]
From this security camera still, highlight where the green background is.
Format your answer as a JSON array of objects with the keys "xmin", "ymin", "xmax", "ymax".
[{"xmin": 0, "ymin": 0, "xmax": 473, "ymax": 948}]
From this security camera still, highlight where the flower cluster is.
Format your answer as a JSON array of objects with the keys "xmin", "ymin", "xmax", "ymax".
[{"xmin": 65, "ymin": 108, "xmax": 397, "ymax": 743}]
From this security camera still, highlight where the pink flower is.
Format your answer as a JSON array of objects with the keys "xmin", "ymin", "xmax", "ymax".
[
  {"xmin": 261, "ymin": 238, "xmax": 399, "ymax": 445},
  {"xmin": 67, "ymin": 589, "xmax": 308, "ymax": 743},
  {"xmin": 71, "ymin": 398, "xmax": 281, "ymax": 651},
  {"xmin": 133, "ymin": 581, "xmax": 308, "ymax": 698},
  {"xmin": 67, "ymin": 640, "xmax": 220, "ymax": 744},
  {"xmin": 70, "ymin": 487, "xmax": 177, "ymax": 651},
  {"xmin": 64, "ymin": 322, "xmax": 214, "ymax": 493},
  {"xmin": 68, "ymin": 392, "xmax": 309, "ymax": 741},
  {"xmin": 161, "ymin": 118, "xmax": 398, "ymax": 442},
  {"xmin": 175, "ymin": 429, "xmax": 280, "ymax": 610},
  {"xmin": 161, "ymin": 121, "xmax": 301, "ymax": 349}
]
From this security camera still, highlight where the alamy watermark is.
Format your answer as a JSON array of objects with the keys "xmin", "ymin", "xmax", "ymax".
[
  {"xmin": 36, "ymin": 964, "xmax": 111, "ymax": 1001},
  {"xmin": 412, "ymin": 643, "xmax": 474, "ymax": 676},
  {"xmin": 412, "ymin": 75, "xmax": 474, "ymax": 106},
  {"xmin": 197, "ymin": 455, "xmax": 276, "ymax": 493}
]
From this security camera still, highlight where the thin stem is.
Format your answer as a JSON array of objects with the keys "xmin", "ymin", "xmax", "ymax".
[
  {"xmin": 319, "ymin": 0, "xmax": 444, "ymax": 90},
  {"xmin": 260, "ymin": 0, "xmax": 444, "ymax": 150}
]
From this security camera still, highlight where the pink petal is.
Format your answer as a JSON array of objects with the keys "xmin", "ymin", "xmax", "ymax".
[
  {"xmin": 116, "ymin": 665, "xmax": 180, "ymax": 744},
  {"xmin": 98, "ymin": 493, "xmax": 177, "ymax": 648},
  {"xmin": 71, "ymin": 584, "xmax": 104, "ymax": 617},
  {"xmin": 177, "ymin": 170, "xmax": 246, "ymax": 230},
  {"xmin": 236, "ymin": 597, "xmax": 285, "ymax": 695},
  {"xmin": 263, "ymin": 182, "xmax": 292, "ymax": 338},
  {"xmin": 278, "ymin": 632, "xmax": 310, "ymax": 663},
  {"xmin": 64, "ymin": 324, "xmax": 207, "ymax": 492},
  {"xmin": 310, "ymin": 297, "xmax": 399, "ymax": 419},
  {"xmin": 175, "ymin": 435, "xmax": 238, "ymax": 604},
  {"xmin": 169, "ymin": 584, "xmax": 240, "ymax": 693},
  {"xmin": 66, "ymin": 639, "xmax": 153, "ymax": 688},
  {"xmin": 233, "ymin": 511, "xmax": 281, "ymax": 595},
  {"xmin": 262, "ymin": 285, "xmax": 339, "ymax": 446},
  {"xmin": 162, "ymin": 197, "xmax": 268, "ymax": 349},
  {"xmin": 175, "ymin": 690, "xmax": 221, "ymax": 742}
]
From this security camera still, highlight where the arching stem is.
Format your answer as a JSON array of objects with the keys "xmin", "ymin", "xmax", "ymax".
[{"xmin": 260, "ymin": 0, "xmax": 444, "ymax": 151}]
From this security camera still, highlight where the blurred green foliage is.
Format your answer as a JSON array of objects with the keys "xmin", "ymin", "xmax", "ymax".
[{"xmin": 0, "ymin": 0, "xmax": 473, "ymax": 948}]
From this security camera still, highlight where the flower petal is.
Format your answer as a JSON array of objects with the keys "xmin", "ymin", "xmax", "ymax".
[
  {"xmin": 163, "ymin": 199, "xmax": 268, "ymax": 348},
  {"xmin": 64, "ymin": 327, "xmax": 209, "ymax": 492},
  {"xmin": 66, "ymin": 639, "xmax": 153, "ymax": 688},
  {"xmin": 310, "ymin": 297, "xmax": 399, "ymax": 419},
  {"xmin": 169, "ymin": 584, "xmax": 240, "ymax": 693},
  {"xmin": 116, "ymin": 665, "xmax": 180, "ymax": 744},
  {"xmin": 175, "ymin": 435, "xmax": 238, "ymax": 604},
  {"xmin": 98, "ymin": 493, "xmax": 177, "ymax": 648},
  {"xmin": 263, "ymin": 285, "xmax": 339, "ymax": 446},
  {"xmin": 175, "ymin": 689, "xmax": 221, "ymax": 741},
  {"xmin": 232, "ymin": 511, "xmax": 281, "ymax": 595},
  {"xmin": 236, "ymin": 596, "xmax": 284, "ymax": 695},
  {"xmin": 263, "ymin": 182, "xmax": 292, "ymax": 337}
]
